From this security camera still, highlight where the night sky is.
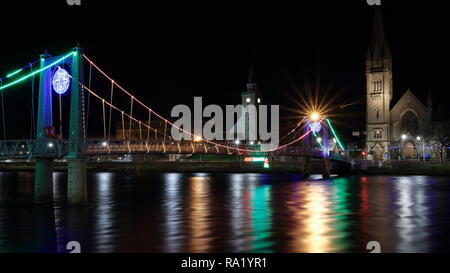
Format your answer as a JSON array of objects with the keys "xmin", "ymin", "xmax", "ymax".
[{"xmin": 0, "ymin": 0, "xmax": 449, "ymax": 139}]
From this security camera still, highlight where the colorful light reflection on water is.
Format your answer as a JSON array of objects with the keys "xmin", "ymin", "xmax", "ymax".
[{"xmin": 1, "ymin": 173, "xmax": 450, "ymax": 253}]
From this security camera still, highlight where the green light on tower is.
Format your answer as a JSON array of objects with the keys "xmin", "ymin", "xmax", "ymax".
[
  {"xmin": 6, "ymin": 68, "xmax": 23, "ymax": 78},
  {"xmin": 326, "ymin": 118, "xmax": 345, "ymax": 150},
  {"xmin": 0, "ymin": 51, "xmax": 75, "ymax": 92}
]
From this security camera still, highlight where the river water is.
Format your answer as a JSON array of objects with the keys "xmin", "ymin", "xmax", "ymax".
[{"xmin": 1, "ymin": 172, "xmax": 450, "ymax": 253}]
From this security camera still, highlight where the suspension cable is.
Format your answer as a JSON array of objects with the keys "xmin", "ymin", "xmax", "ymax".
[
  {"xmin": 86, "ymin": 62, "xmax": 92, "ymax": 132},
  {"xmin": 75, "ymin": 61, "xmax": 317, "ymax": 153},
  {"xmin": 128, "ymin": 96, "xmax": 134, "ymax": 140},
  {"xmin": 147, "ymin": 110, "xmax": 151, "ymax": 142},
  {"xmin": 163, "ymin": 121, "xmax": 167, "ymax": 144},
  {"xmin": 30, "ymin": 63, "xmax": 36, "ymax": 138},
  {"xmin": 108, "ymin": 80, "xmax": 114, "ymax": 141},
  {"xmin": 102, "ymin": 99, "xmax": 107, "ymax": 139},
  {"xmin": 0, "ymin": 80, "xmax": 5, "ymax": 139},
  {"xmin": 121, "ymin": 111, "xmax": 125, "ymax": 139}
]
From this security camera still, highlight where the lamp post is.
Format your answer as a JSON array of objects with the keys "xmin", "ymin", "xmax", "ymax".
[
  {"xmin": 416, "ymin": 136, "xmax": 421, "ymax": 161},
  {"xmin": 401, "ymin": 134, "xmax": 407, "ymax": 161},
  {"xmin": 416, "ymin": 136, "xmax": 425, "ymax": 162}
]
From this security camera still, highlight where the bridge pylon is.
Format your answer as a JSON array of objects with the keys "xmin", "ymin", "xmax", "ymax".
[
  {"xmin": 34, "ymin": 53, "xmax": 54, "ymax": 204},
  {"xmin": 66, "ymin": 47, "xmax": 87, "ymax": 206}
]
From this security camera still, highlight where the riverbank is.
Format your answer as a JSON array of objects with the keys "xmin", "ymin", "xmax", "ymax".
[
  {"xmin": 2, "ymin": 161, "xmax": 450, "ymax": 176},
  {"xmin": 364, "ymin": 162, "xmax": 450, "ymax": 176},
  {"xmin": 0, "ymin": 161, "xmax": 303, "ymax": 174}
]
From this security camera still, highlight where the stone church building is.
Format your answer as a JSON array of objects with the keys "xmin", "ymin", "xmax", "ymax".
[{"xmin": 365, "ymin": 8, "xmax": 436, "ymax": 160}]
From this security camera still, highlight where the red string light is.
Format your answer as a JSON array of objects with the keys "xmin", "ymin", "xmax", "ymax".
[{"xmin": 80, "ymin": 55, "xmax": 319, "ymax": 153}]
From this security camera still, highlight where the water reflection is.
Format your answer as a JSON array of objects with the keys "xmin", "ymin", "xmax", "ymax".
[
  {"xmin": 163, "ymin": 173, "xmax": 183, "ymax": 252},
  {"xmin": 331, "ymin": 178, "xmax": 353, "ymax": 252},
  {"xmin": 229, "ymin": 174, "xmax": 248, "ymax": 252},
  {"xmin": 289, "ymin": 181, "xmax": 333, "ymax": 253},
  {"xmin": 187, "ymin": 174, "xmax": 212, "ymax": 252},
  {"xmin": 2, "ymin": 171, "xmax": 450, "ymax": 253},
  {"xmin": 393, "ymin": 177, "xmax": 431, "ymax": 252},
  {"xmin": 250, "ymin": 183, "xmax": 273, "ymax": 252},
  {"xmin": 91, "ymin": 172, "xmax": 118, "ymax": 252}
]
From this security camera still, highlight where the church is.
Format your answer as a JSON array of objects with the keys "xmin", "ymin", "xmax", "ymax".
[{"xmin": 365, "ymin": 8, "xmax": 435, "ymax": 160}]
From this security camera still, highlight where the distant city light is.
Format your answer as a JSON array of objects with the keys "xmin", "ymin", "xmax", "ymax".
[
  {"xmin": 194, "ymin": 135, "xmax": 202, "ymax": 142},
  {"xmin": 48, "ymin": 142, "xmax": 54, "ymax": 148},
  {"xmin": 401, "ymin": 134, "xmax": 407, "ymax": 140},
  {"xmin": 264, "ymin": 158, "xmax": 270, "ymax": 169},
  {"xmin": 246, "ymin": 98, "xmax": 251, "ymax": 103},
  {"xmin": 317, "ymin": 137, "xmax": 322, "ymax": 143},
  {"xmin": 235, "ymin": 140, "xmax": 240, "ymax": 145},
  {"xmin": 102, "ymin": 141, "xmax": 108, "ymax": 147}
]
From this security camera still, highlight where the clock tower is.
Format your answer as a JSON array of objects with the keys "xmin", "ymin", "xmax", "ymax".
[
  {"xmin": 365, "ymin": 7, "xmax": 392, "ymax": 159},
  {"xmin": 241, "ymin": 66, "xmax": 261, "ymax": 143}
]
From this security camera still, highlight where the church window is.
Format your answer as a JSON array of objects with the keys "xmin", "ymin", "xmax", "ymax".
[
  {"xmin": 401, "ymin": 111, "xmax": 418, "ymax": 135},
  {"xmin": 372, "ymin": 80, "xmax": 383, "ymax": 93},
  {"xmin": 374, "ymin": 129, "xmax": 382, "ymax": 139}
]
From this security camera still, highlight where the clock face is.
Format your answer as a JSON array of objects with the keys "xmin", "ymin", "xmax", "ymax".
[{"xmin": 52, "ymin": 67, "xmax": 71, "ymax": 95}]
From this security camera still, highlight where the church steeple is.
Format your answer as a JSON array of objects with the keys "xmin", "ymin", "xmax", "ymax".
[
  {"xmin": 246, "ymin": 65, "xmax": 258, "ymax": 93},
  {"xmin": 427, "ymin": 91, "xmax": 433, "ymax": 108},
  {"xmin": 365, "ymin": 7, "xmax": 393, "ymax": 158},
  {"xmin": 367, "ymin": 7, "xmax": 391, "ymax": 69}
]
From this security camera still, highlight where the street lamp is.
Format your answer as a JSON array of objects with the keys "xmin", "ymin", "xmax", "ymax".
[
  {"xmin": 401, "ymin": 134, "xmax": 407, "ymax": 160},
  {"xmin": 310, "ymin": 112, "xmax": 320, "ymax": 122},
  {"xmin": 317, "ymin": 137, "xmax": 322, "ymax": 143},
  {"xmin": 417, "ymin": 136, "xmax": 425, "ymax": 162}
]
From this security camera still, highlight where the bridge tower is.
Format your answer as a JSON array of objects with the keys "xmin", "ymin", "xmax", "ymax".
[
  {"xmin": 66, "ymin": 47, "xmax": 87, "ymax": 206},
  {"xmin": 34, "ymin": 47, "xmax": 87, "ymax": 205},
  {"xmin": 34, "ymin": 52, "xmax": 54, "ymax": 204}
]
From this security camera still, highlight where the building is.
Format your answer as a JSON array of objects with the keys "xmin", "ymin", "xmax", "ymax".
[
  {"xmin": 365, "ymin": 7, "xmax": 443, "ymax": 160},
  {"xmin": 241, "ymin": 67, "xmax": 262, "ymax": 143},
  {"xmin": 228, "ymin": 67, "xmax": 263, "ymax": 143}
]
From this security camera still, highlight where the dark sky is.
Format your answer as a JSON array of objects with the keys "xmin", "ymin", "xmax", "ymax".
[{"xmin": 0, "ymin": 0, "xmax": 449, "ymax": 139}]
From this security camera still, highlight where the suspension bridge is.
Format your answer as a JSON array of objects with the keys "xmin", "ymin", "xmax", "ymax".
[{"xmin": 0, "ymin": 47, "xmax": 351, "ymax": 205}]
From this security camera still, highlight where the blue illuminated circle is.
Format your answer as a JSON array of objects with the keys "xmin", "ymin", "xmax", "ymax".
[
  {"xmin": 52, "ymin": 67, "xmax": 70, "ymax": 94},
  {"xmin": 309, "ymin": 121, "xmax": 322, "ymax": 133}
]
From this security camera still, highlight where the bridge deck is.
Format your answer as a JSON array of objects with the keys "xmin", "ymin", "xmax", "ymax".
[{"xmin": 0, "ymin": 139, "xmax": 349, "ymax": 162}]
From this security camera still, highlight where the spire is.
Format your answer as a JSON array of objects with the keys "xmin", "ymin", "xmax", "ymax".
[
  {"xmin": 367, "ymin": 7, "xmax": 391, "ymax": 64},
  {"xmin": 246, "ymin": 65, "xmax": 257, "ymax": 93},
  {"xmin": 247, "ymin": 65, "xmax": 256, "ymax": 84},
  {"xmin": 427, "ymin": 90, "xmax": 433, "ymax": 108}
]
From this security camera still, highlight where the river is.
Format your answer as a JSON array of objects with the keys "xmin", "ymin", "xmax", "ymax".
[{"xmin": 1, "ymin": 172, "xmax": 450, "ymax": 253}]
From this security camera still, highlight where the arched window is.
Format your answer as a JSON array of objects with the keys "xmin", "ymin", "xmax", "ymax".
[
  {"xmin": 374, "ymin": 129, "xmax": 382, "ymax": 139},
  {"xmin": 376, "ymin": 110, "xmax": 380, "ymax": 119},
  {"xmin": 401, "ymin": 111, "xmax": 418, "ymax": 135}
]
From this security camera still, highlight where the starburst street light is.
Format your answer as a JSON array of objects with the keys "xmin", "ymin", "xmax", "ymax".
[{"xmin": 310, "ymin": 112, "xmax": 320, "ymax": 122}]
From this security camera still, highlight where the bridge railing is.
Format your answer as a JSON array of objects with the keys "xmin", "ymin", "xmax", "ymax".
[
  {"xmin": 0, "ymin": 139, "xmax": 350, "ymax": 162},
  {"xmin": 0, "ymin": 139, "xmax": 66, "ymax": 159}
]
